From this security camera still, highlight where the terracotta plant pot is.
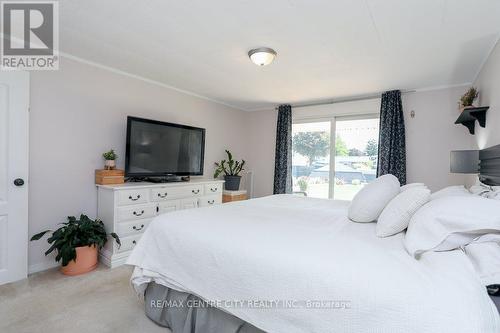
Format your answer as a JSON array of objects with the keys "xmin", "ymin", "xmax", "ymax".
[
  {"xmin": 60, "ymin": 245, "xmax": 98, "ymax": 276},
  {"xmin": 104, "ymin": 159, "xmax": 116, "ymax": 170}
]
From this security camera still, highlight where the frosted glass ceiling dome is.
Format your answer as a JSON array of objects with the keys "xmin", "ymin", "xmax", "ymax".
[{"xmin": 248, "ymin": 47, "xmax": 277, "ymax": 66}]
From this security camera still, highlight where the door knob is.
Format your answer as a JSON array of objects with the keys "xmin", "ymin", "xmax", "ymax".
[{"xmin": 13, "ymin": 178, "xmax": 25, "ymax": 186}]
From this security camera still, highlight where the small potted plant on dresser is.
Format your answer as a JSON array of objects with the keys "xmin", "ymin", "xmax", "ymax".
[
  {"xmin": 30, "ymin": 215, "xmax": 120, "ymax": 276},
  {"xmin": 214, "ymin": 150, "xmax": 245, "ymax": 191},
  {"xmin": 102, "ymin": 149, "xmax": 118, "ymax": 170}
]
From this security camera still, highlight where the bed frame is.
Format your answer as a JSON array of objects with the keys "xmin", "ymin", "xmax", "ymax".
[{"xmin": 479, "ymin": 144, "xmax": 500, "ymax": 186}]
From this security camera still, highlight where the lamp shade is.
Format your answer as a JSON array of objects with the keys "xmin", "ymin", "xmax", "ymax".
[{"xmin": 450, "ymin": 150, "xmax": 479, "ymax": 174}]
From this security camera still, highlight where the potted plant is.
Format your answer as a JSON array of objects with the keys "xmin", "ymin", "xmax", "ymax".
[
  {"xmin": 214, "ymin": 150, "xmax": 245, "ymax": 191},
  {"xmin": 30, "ymin": 214, "xmax": 120, "ymax": 276},
  {"xmin": 459, "ymin": 87, "xmax": 479, "ymax": 109},
  {"xmin": 102, "ymin": 149, "xmax": 118, "ymax": 170}
]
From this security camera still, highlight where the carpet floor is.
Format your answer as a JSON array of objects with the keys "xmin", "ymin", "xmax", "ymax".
[{"xmin": 0, "ymin": 265, "xmax": 169, "ymax": 333}]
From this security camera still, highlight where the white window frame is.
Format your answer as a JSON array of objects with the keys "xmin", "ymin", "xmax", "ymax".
[{"xmin": 292, "ymin": 113, "xmax": 379, "ymax": 199}]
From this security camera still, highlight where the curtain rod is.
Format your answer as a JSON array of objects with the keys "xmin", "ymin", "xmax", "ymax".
[{"xmin": 274, "ymin": 89, "xmax": 416, "ymax": 110}]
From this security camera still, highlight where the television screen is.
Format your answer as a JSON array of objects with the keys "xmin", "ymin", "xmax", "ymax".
[{"xmin": 125, "ymin": 117, "xmax": 205, "ymax": 176}]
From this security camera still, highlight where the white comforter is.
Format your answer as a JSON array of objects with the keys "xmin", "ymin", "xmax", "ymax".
[{"xmin": 128, "ymin": 195, "xmax": 500, "ymax": 333}]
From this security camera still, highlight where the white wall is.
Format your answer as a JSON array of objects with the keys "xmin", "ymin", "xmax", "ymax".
[
  {"xmin": 246, "ymin": 109, "xmax": 277, "ymax": 198},
  {"xmin": 247, "ymin": 87, "xmax": 476, "ymax": 198},
  {"xmin": 28, "ymin": 57, "xmax": 250, "ymax": 272},
  {"xmin": 403, "ymin": 87, "xmax": 476, "ymax": 191},
  {"xmin": 473, "ymin": 40, "xmax": 500, "ymax": 149}
]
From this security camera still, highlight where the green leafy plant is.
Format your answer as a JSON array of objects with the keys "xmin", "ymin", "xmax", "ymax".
[
  {"xmin": 214, "ymin": 150, "xmax": 245, "ymax": 178},
  {"xmin": 460, "ymin": 87, "xmax": 479, "ymax": 108},
  {"xmin": 297, "ymin": 177, "xmax": 308, "ymax": 192},
  {"xmin": 102, "ymin": 149, "xmax": 118, "ymax": 160},
  {"xmin": 30, "ymin": 215, "xmax": 121, "ymax": 267}
]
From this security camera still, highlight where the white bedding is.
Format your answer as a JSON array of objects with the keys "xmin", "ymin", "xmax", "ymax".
[{"xmin": 127, "ymin": 195, "xmax": 500, "ymax": 333}]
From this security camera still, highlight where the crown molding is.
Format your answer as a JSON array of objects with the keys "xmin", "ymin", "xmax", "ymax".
[{"xmin": 59, "ymin": 52, "xmax": 250, "ymax": 112}]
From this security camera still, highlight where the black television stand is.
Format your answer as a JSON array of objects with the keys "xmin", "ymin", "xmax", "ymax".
[{"xmin": 125, "ymin": 175, "xmax": 190, "ymax": 183}]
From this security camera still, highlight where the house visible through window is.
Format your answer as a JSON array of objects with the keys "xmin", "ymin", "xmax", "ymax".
[{"xmin": 292, "ymin": 116, "xmax": 379, "ymax": 200}]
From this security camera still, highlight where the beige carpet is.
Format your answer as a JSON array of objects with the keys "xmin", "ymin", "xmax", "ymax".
[{"xmin": 0, "ymin": 265, "xmax": 170, "ymax": 333}]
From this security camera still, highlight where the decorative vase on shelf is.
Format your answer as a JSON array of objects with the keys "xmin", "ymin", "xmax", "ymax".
[
  {"xmin": 104, "ymin": 159, "xmax": 116, "ymax": 170},
  {"xmin": 462, "ymin": 103, "xmax": 475, "ymax": 110},
  {"xmin": 102, "ymin": 149, "xmax": 118, "ymax": 170},
  {"xmin": 459, "ymin": 87, "xmax": 479, "ymax": 112}
]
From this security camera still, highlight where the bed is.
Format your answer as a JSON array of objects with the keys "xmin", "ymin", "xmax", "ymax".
[{"xmin": 127, "ymin": 194, "xmax": 500, "ymax": 333}]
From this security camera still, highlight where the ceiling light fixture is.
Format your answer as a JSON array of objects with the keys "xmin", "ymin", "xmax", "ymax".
[{"xmin": 248, "ymin": 47, "xmax": 277, "ymax": 66}]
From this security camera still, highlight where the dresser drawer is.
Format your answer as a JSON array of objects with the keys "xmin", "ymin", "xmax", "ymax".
[
  {"xmin": 185, "ymin": 184, "xmax": 204, "ymax": 197},
  {"xmin": 198, "ymin": 195, "xmax": 222, "ymax": 207},
  {"xmin": 181, "ymin": 198, "xmax": 198, "ymax": 210},
  {"xmin": 116, "ymin": 219, "xmax": 152, "ymax": 237},
  {"xmin": 117, "ymin": 204, "xmax": 156, "ymax": 222},
  {"xmin": 117, "ymin": 189, "xmax": 149, "ymax": 206},
  {"xmin": 151, "ymin": 187, "xmax": 171, "ymax": 201},
  {"xmin": 154, "ymin": 184, "xmax": 204, "ymax": 199},
  {"xmin": 204, "ymin": 183, "xmax": 222, "ymax": 195},
  {"xmin": 116, "ymin": 234, "xmax": 142, "ymax": 253},
  {"xmin": 158, "ymin": 200, "xmax": 181, "ymax": 214}
]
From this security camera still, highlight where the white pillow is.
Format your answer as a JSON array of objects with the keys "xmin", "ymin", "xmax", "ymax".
[
  {"xmin": 470, "ymin": 182, "xmax": 491, "ymax": 196},
  {"xmin": 430, "ymin": 185, "xmax": 471, "ymax": 201},
  {"xmin": 465, "ymin": 241, "xmax": 500, "ymax": 286},
  {"xmin": 348, "ymin": 174, "xmax": 400, "ymax": 223},
  {"xmin": 376, "ymin": 187, "xmax": 431, "ymax": 237},
  {"xmin": 405, "ymin": 196, "xmax": 500, "ymax": 258},
  {"xmin": 470, "ymin": 181, "xmax": 500, "ymax": 200},
  {"xmin": 400, "ymin": 183, "xmax": 425, "ymax": 192}
]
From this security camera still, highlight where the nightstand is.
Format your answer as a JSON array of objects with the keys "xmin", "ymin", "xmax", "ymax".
[{"xmin": 222, "ymin": 190, "xmax": 248, "ymax": 203}]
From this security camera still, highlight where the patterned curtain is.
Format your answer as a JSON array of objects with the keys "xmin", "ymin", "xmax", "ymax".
[
  {"xmin": 377, "ymin": 90, "xmax": 407, "ymax": 185},
  {"xmin": 273, "ymin": 104, "xmax": 293, "ymax": 194}
]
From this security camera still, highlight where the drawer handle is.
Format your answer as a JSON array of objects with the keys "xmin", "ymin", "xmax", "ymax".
[
  {"xmin": 210, "ymin": 187, "xmax": 218, "ymax": 192},
  {"xmin": 132, "ymin": 240, "xmax": 137, "ymax": 245},
  {"xmin": 208, "ymin": 200, "xmax": 215, "ymax": 205},
  {"xmin": 128, "ymin": 194, "xmax": 141, "ymax": 201},
  {"xmin": 133, "ymin": 210, "xmax": 145, "ymax": 216},
  {"xmin": 133, "ymin": 224, "xmax": 145, "ymax": 231},
  {"xmin": 157, "ymin": 192, "xmax": 168, "ymax": 198},
  {"xmin": 192, "ymin": 189, "xmax": 200, "ymax": 194}
]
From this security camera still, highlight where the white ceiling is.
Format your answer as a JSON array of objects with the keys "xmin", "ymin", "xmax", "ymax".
[{"xmin": 59, "ymin": 0, "xmax": 500, "ymax": 111}]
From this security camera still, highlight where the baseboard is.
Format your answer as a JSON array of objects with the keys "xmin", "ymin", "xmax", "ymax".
[
  {"xmin": 99, "ymin": 250, "xmax": 129, "ymax": 268},
  {"xmin": 28, "ymin": 252, "xmax": 128, "ymax": 274},
  {"xmin": 28, "ymin": 261, "xmax": 59, "ymax": 275}
]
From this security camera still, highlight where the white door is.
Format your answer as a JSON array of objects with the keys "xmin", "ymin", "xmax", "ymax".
[{"xmin": 0, "ymin": 71, "xmax": 29, "ymax": 285}]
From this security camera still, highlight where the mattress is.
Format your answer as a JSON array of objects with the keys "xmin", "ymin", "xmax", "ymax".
[{"xmin": 127, "ymin": 194, "xmax": 500, "ymax": 333}]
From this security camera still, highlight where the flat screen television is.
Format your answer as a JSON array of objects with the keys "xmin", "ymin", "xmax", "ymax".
[{"xmin": 125, "ymin": 116, "xmax": 205, "ymax": 178}]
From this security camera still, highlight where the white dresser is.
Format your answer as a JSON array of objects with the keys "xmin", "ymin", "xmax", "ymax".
[{"xmin": 96, "ymin": 179, "xmax": 224, "ymax": 267}]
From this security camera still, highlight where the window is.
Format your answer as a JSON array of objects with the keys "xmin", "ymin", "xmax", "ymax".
[
  {"xmin": 292, "ymin": 116, "xmax": 379, "ymax": 200},
  {"xmin": 292, "ymin": 121, "xmax": 331, "ymax": 199}
]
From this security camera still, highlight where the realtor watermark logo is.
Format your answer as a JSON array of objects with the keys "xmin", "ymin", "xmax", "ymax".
[{"xmin": 1, "ymin": 1, "xmax": 59, "ymax": 70}]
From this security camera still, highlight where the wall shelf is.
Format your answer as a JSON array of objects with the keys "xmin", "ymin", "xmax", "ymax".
[{"xmin": 455, "ymin": 106, "xmax": 489, "ymax": 135}]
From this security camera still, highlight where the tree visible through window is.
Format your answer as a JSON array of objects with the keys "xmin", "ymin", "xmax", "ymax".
[
  {"xmin": 292, "ymin": 117, "xmax": 379, "ymax": 200},
  {"xmin": 292, "ymin": 131, "xmax": 329, "ymax": 167}
]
